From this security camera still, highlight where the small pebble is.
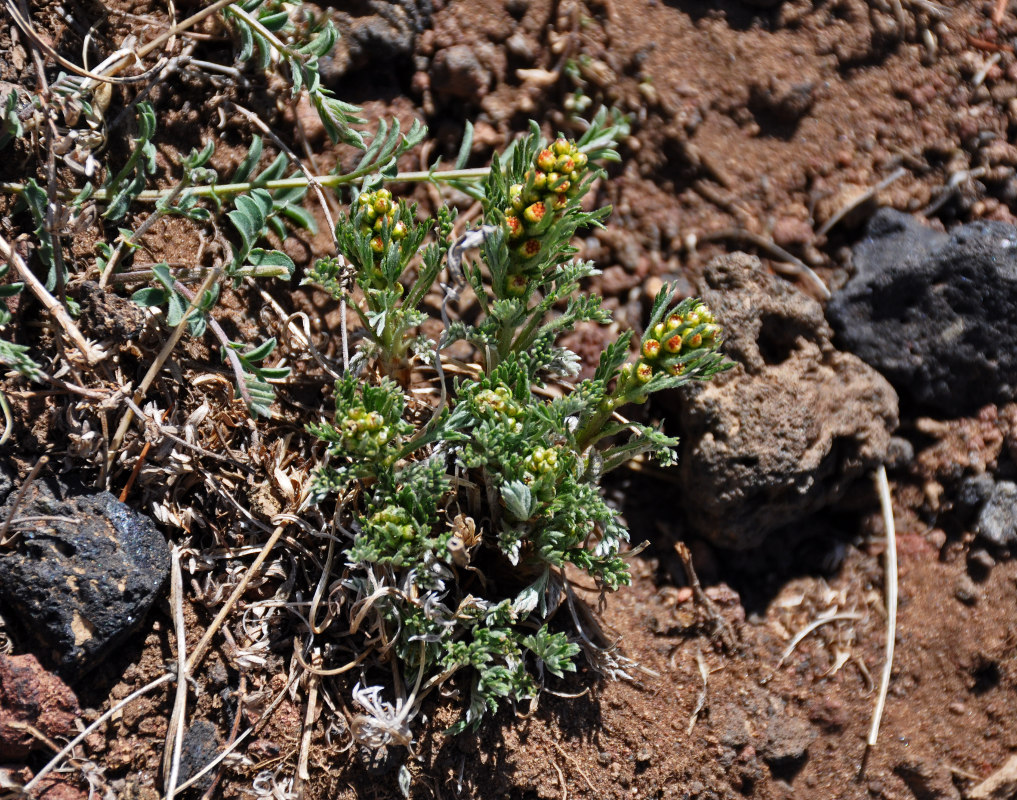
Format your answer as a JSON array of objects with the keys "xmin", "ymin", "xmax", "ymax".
[
  {"xmin": 968, "ymin": 548, "xmax": 996, "ymax": 574},
  {"xmin": 954, "ymin": 574, "xmax": 978, "ymax": 605},
  {"xmin": 926, "ymin": 528, "xmax": 947, "ymax": 551},
  {"xmin": 505, "ymin": 32, "xmax": 537, "ymax": 62},
  {"xmin": 885, "ymin": 436, "xmax": 915, "ymax": 470}
]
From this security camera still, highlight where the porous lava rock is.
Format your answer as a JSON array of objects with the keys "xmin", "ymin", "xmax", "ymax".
[
  {"xmin": 0, "ymin": 479, "xmax": 169, "ymax": 678},
  {"xmin": 827, "ymin": 208, "xmax": 1017, "ymax": 415},
  {"xmin": 671, "ymin": 253, "xmax": 898, "ymax": 549},
  {"xmin": 0, "ymin": 652, "xmax": 79, "ymax": 759}
]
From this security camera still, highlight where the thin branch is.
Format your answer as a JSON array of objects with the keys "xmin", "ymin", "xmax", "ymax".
[
  {"xmin": 674, "ymin": 542, "xmax": 737, "ymax": 650},
  {"xmin": 1, "ymin": 168, "xmax": 492, "ymax": 203},
  {"xmin": 163, "ymin": 547, "xmax": 190, "ymax": 800},
  {"xmin": 105, "ymin": 268, "xmax": 221, "ymax": 476},
  {"xmin": 0, "ymin": 233, "xmax": 104, "ymax": 365},
  {"xmin": 867, "ymin": 465, "xmax": 898, "ymax": 748},
  {"xmin": 765, "ymin": 611, "xmax": 865, "ymax": 680},
  {"xmin": 185, "ymin": 521, "xmax": 288, "ymax": 672}
]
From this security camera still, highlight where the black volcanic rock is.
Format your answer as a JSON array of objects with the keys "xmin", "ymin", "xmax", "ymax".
[{"xmin": 828, "ymin": 208, "xmax": 1017, "ymax": 415}]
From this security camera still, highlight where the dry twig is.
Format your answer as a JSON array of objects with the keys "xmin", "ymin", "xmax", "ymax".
[
  {"xmin": 0, "ymin": 234, "xmax": 104, "ymax": 365},
  {"xmin": 673, "ymin": 542, "xmax": 737, "ymax": 650},
  {"xmin": 866, "ymin": 466, "xmax": 898, "ymax": 750},
  {"xmin": 105, "ymin": 267, "xmax": 220, "ymax": 476},
  {"xmin": 163, "ymin": 546, "xmax": 190, "ymax": 800},
  {"xmin": 687, "ymin": 646, "xmax": 709, "ymax": 734}
]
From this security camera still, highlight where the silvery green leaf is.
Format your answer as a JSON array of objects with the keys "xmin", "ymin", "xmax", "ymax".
[
  {"xmin": 511, "ymin": 570, "xmax": 548, "ymax": 618},
  {"xmin": 501, "ymin": 480, "xmax": 534, "ymax": 521}
]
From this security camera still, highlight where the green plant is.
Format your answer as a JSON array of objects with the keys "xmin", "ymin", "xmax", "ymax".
[{"xmin": 305, "ymin": 115, "xmax": 730, "ymax": 742}]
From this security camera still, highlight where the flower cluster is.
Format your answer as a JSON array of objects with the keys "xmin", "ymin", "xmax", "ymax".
[
  {"xmin": 357, "ymin": 188, "xmax": 408, "ymax": 255},
  {"xmin": 502, "ymin": 138, "xmax": 590, "ymax": 293},
  {"xmin": 336, "ymin": 405, "xmax": 407, "ymax": 458},
  {"xmin": 615, "ymin": 300, "xmax": 722, "ymax": 388},
  {"xmin": 473, "ymin": 386, "xmax": 524, "ymax": 432},
  {"xmin": 523, "ymin": 445, "xmax": 559, "ymax": 477}
]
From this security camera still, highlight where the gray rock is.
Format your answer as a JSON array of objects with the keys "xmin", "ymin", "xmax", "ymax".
[
  {"xmin": 505, "ymin": 31, "xmax": 538, "ymax": 63},
  {"xmin": 954, "ymin": 573, "xmax": 978, "ymax": 605},
  {"xmin": 975, "ymin": 480, "xmax": 1017, "ymax": 547},
  {"xmin": 828, "ymin": 208, "xmax": 1017, "ymax": 415},
  {"xmin": 958, "ymin": 473, "xmax": 996, "ymax": 510},
  {"xmin": 709, "ymin": 684, "xmax": 815, "ymax": 774},
  {"xmin": 885, "ymin": 436, "xmax": 915, "ymax": 470},
  {"xmin": 672, "ymin": 253, "xmax": 899, "ymax": 549},
  {"xmin": 0, "ymin": 479, "xmax": 169, "ymax": 678},
  {"xmin": 760, "ymin": 714, "xmax": 816, "ymax": 768},
  {"xmin": 968, "ymin": 548, "xmax": 996, "ymax": 573},
  {"xmin": 429, "ymin": 45, "xmax": 492, "ymax": 99}
]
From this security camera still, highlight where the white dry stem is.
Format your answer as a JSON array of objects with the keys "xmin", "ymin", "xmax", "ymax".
[
  {"xmin": 816, "ymin": 167, "xmax": 907, "ymax": 238},
  {"xmin": 0, "ymin": 233, "xmax": 104, "ymax": 365},
  {"xmin": 867, "ymin": 465, "xmax": 897, "ymax": 748},
  {"xmin": 295, "ymin": 666, "xmax": 320, "ymax": 789},
  {"xmin": 0, "ymin": 389, "xmax": 13, "ymax": 446},
  {"xmin": 768, "ymin": 611, "xmax": 865, "ymax": 678},
  {"xmin": 687, "ymin": 645, "xmax": 709, "ymax": 734},
  {"xmin": 163, "ymin": 546, "xmax": 190, "ymax": 800}
]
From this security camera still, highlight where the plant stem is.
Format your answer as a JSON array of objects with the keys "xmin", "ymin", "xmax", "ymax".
[
  {"xmin": 0, "ymin": 233, "xmax": 104, "ymax": 365},
  {"xmin": 0, "ymin": 167, "xmax": 491, "ymax": 203},
  {"xmin": 105, "ymin": 268, "xmax": 221, "ymax": 476}
]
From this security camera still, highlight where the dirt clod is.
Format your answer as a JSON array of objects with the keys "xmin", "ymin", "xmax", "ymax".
[{"xmin": 0, "ymin": 652, "xmax": 79, "ymax": 759}]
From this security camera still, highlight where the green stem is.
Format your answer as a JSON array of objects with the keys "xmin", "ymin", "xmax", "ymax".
[
  {"xmin": 0, "ymin": 167, "xmax": 490, "ymax": 203},
  {"xmin": 227, "ymin": 4, "xmax": 296, "ymax": 59},
  {"xmin": 573, "ymin": 380, "xmax": 646, "ymax": 452},
  {"xmin": 508, "ymin": 301, "xmax": 548, "ymax": 356}
]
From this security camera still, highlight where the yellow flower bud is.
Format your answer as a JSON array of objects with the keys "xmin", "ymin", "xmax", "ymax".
[
  {"xmin": 516, "ymin": 239, "xmax": 542, "ymax": 260},
  {"xmin": 505, "ymin": 214, "xmax": 524, "ymax": 239},
  {"xmin": 523, "ymin": 201, "xmax": 547, "ymax": 225},
  {"xmin": 536, "ymin": 149, "xmax": 557, "ymax": 172}
]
